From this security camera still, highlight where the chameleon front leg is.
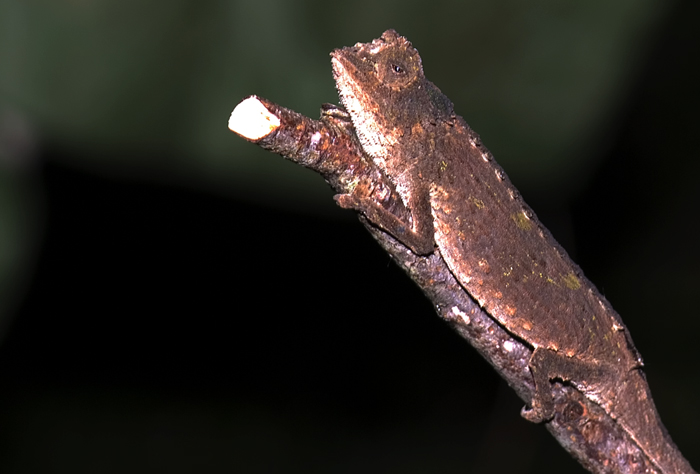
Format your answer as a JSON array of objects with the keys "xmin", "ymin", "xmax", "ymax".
[{"xmin": 335, "ymin": 190, "xmax": 436, "ymax": 255}]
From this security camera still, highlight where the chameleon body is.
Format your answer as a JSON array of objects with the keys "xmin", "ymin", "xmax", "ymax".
[{"xmin": 331, "ymin": 30, "xmax": 694, "ymax": 473}]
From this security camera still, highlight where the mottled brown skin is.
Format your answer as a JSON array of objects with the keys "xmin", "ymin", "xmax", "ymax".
[{"xmin": 331, "ymin": 30, "xmax": 694, "ymax": 473}]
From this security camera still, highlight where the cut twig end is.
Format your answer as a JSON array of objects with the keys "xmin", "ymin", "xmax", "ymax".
[{"xmin": 228, "ymin": 96, "xmax": 280, "ymax": 141}]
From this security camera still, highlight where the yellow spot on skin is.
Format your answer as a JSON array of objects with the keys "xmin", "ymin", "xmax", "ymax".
[
  {"xmin": 511, "ymin": 212, "xmax": 532, "ymax": 231},
  {"xmin": 469, "ymin": 196, "xmax": 485, "ymax": 209},
  {"xmin": 562, "ymin": 272, "xmax": 581, "ymax": 290}
]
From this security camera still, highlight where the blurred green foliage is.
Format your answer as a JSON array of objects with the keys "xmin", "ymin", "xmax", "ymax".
[{"xmin": 0, "ymin": 0, "xmax": 674, "ymax": 330}]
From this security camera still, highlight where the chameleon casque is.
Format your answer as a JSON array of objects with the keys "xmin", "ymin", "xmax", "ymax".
[{"xmin": 330, "ymin": 30, "xmax": 694, "ymax": 473}]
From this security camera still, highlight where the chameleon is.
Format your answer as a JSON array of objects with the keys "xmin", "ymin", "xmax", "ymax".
[{"xmin": 330, "ymin": 29, "xmax": 695, "ymax": 473}]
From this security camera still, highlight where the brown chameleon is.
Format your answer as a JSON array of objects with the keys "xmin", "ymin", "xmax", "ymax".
[{"xmin": 331, "ymin": 30, "xmax": 694, "ymax": 474}]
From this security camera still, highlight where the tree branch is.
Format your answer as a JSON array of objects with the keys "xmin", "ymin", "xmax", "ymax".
[{"xmin": 228, "ymin": 96, "xmax": 693, "ymax": 474}]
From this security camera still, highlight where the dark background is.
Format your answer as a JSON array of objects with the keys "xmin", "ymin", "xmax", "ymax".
[{"xmin": 0, "ymin": 1, "xmax": 698, "ymax": 472}]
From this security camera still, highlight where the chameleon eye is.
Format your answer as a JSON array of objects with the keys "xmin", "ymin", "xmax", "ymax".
[{"xmin": 377, "ymin": 50, "xmax": 421, "ymax": 88}]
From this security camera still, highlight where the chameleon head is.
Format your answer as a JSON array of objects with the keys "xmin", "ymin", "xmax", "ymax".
[
  {"xmin": 331, "ymin": 30, "xmax": 452, "ymax": 168},
  {"xmin": 330, "ymin": 30, "xmax": 422, "ymax": 165}
]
